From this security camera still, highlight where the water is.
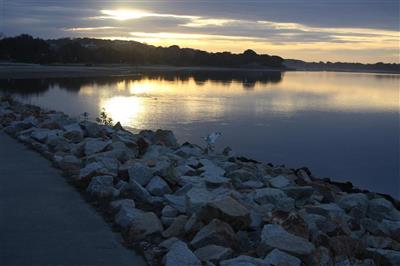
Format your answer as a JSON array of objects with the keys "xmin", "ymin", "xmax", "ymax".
[{"xmin": 1, "ymin": 70, "xmax": 399, "ymax": 197}]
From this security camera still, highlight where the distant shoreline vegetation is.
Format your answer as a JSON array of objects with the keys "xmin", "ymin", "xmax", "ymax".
[{"xmin": 0, "ymin": 34, "xmax": 399, "ymax": 73}]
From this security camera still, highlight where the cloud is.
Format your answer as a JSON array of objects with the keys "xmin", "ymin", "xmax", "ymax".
[
  {"xmin": 66, "ymin": 26, "xmax": 118, "ymax": 32},
  {"xmin": 2, "ymin": 1, "xmax": 399, "ymax": 63}
]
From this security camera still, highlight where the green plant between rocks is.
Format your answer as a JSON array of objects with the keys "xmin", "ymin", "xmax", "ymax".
[{"xmin": 96, "ymin": 108, "xmax": 113, "ymax": 126}]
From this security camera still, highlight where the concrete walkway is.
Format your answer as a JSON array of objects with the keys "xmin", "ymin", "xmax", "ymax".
[{"xmin": 0, "ymin": 132, "xmax": 146, "ymax": 266}]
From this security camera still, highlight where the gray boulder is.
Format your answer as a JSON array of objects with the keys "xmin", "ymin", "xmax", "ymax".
[
  {"xmin": 58, "ymin": 155, "xmax": 81, "ymax": 175},
  {"xmin": 258, "ymin": 224, "xmax": 315, "ymax": 257},
  {"xmin": 162, "ymin": 205, "xmax": 179, "ymax": 218},
  {"xmin": 153, "ymin": 129, "xmax": 178, "ymax": 147},
  {"xmin": 283, "ymin": 186, "xmax": 314, "ymax": 200},
  {"xmin": 263, "ymin": 249, "xmax": 301, "ymax": 266},
  {"xmin": 190, "ymin": 219, "xmax": 238, "ymax": 249},
  {"xmin": 269, "ymin": 175, "xmax": 291, "ymax": 188},
  {"xmin": 220, "ymin": 255, "xmax": 268, "ymax": 266},
  {"xmin": 78, "ymin": 162, "xmax": 109, "ymax": 181},
  {"xmin": 367, "ymin": 198, "xmax": 400, "ymax": 221},
  {"xmin": 115, "ymin": 206, "xmax": 143, "ymax": 229},
  {"xmin": 254, "ymin": 188, "xmax": 294, "ymax": 210},
  {"xmin": 164, "ymin": 194, "xmax": 186, "ymax": 213},
  {"xmin": 63, "ymin": 123, "xmax": 84, "ymax": 143},
  {"xmin": 186, "ymin": 187, "xmax": 216, "ymax": 213},
  {"xmin": 194, "ymin": 245, "xmax": 233, "ymax": 263},
  {"xmin": 367, "ymin": 248, "xmax": 400, "ymax": 265},
  {"xmin": 127, "ymin": 179, "xmax": 152, "ymax": 203},
  {"xmin": 146, "ymin": 176, "xmax": 172, "ymax": 196},
  {"xmin": 84, "ymin": 138, "xmax": 110, "ymax": 156},
  {"xmin": 128, "ymin": 211, "xmax": 163, "ymax": 240},
  {"xmin": 86, "ymin": 175, "xmax": 117, "ymax": 198},
  {"xmin": 165, "ymin": 241, "xmax": 201, "ymax": 266},
  {"xmin": 338, "ymin": 193, "xmax": 369, "ymax": 213},
  {"xmin": 128, "ymin": 163, "xmax": 153, "ymax": 186},
  {"xmin": 162, "ymin": 215, "xmax": 188, "ymax": 238},
  {"xmin": 109, "ymin": 199, "xmax": 135, "ymax": 212},
  {"xmin": 199, "ymin": 196, "xmax": 250, "ymax": 230}
]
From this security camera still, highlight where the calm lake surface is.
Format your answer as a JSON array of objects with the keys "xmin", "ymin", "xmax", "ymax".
[{"xmin": 1, "ymin": 70, "xmax": 399, "ymax": 197}]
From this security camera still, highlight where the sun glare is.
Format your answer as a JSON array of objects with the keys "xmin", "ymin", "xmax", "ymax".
[{"xmin": 100, "ymin": 9, "xmax": 151, "ymax": 20}]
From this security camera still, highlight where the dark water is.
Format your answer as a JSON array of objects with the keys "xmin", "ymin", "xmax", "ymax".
[{"xmin": 1, "ymin": 70, "xmax": 399, "ymax": 198}]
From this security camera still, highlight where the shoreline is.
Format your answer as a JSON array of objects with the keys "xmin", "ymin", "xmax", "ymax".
[
  {"xmin": 0, "ymin": 63, "xmax": 398, "ymax": 79},
  {"xmin": 1, "ymin": 98, "xmax": 399, "ymax": 265}
]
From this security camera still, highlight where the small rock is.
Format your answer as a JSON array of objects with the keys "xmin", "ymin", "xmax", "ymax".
[
  {"xmin": 191, "ymin": 219, "xmax": 238, "ymax": 249},
  {"xmin": 338, "ymin": 193, "xmax": 369, "ymax": 214},
  {"xmin": 162, "ymin": 205, "xmax": 179, "ymax": 218},
  {"xmin": 84, "ymin": 138, "xmax": 110, "ymax": 156},
  {"xmin": 220, "ymin": 255, "xmax": 268, "ymax": 266},
  {"xmin": 63, "ymin": 123, "xmax": 84, "ymax": 143},
  {"xmin": 164, "ymin": 194, "xmax": 186, "ymax": 213},
  {"xmin": 146, "ymin": 176, "xmax": 172, "ymax": 196},
  {"xmin": 58, "ymin": 155, "xmax": 81, "ymax": 175},
  {"xmin": 86, "ymin": 175, "xmax": 116, "ymax": 198},
  {"xmin": 258, "ymin": 224, "xmax": 315, "ymax": 257},
  {"xmin": 153, "ymin": 129, "xmax": 178, "ymax": 147},
  {"xmin": 128, "ymin": 211, "xmax": 163, "ymax": 240},
  {"xmin": 263, "ymin": 249, "xmax": 301, "ymax": 266},
  {"xmin": 162, "ymin": 215, "xmax": 188, "ymax": 238},
  {"xmin": 115, "ymin": 206, "xmax": 143, "ymax": 229},
  {"xmin": 159, "ymin": 237, "xmax": 180, "ymax": 249},
  {"xmin": 283, "ymin": 186, "xmax": 314, "ymax": 200},
  {"xmin": 366, "ymin": 248, "xmax": 400, "ymax": 265},
  {"xmin": 110, "ymin": 199, "xmax": 136, "ymax": 212},
  {"xmin": 127, "ymin": 179, "xmax": 152, "ymax": 203},
  {"xmin": 269, "ymin": 175, "xmax": 291, "ymax": 188},
  {"xmin": 165, "ymin": 241, "xmax": 201, "ymax": 266},
  {"xmin": 78, "ymin": 162, "xmax": 109, "ymax": 181},
  {"xmin": 367, "ymin": 198, "xmax": 400, "ymax": 221},
  {"xmin": 254, "ymin": 188, "xmax": 294, "ymax": 210},
  {"xmin": 194, "ymin": 245, "xmax": 233, "ymax": 263},
  {"xmin": 199, "ymin": 196, "xmax": 250, "ymax": 230},
  {"xmin": 128, "ymin": 163, "xmax": 154, "ymax": 186},
  {"xmin": 186, "ymin": 187, "xmax": 216, "ymax": 213}
]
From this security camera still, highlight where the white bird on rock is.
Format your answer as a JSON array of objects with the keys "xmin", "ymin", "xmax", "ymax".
[{"xmin": 202, "ymin": 132, "xmax": 222, "ymax": 151}]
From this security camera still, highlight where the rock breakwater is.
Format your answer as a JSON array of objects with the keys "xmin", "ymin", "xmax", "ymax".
[{"xmin": 0, "ymin": 97, "xmax": 399, "ymax": 265}]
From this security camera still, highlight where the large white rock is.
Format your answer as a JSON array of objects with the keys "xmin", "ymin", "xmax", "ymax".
[
  {"xmin": 258, "ymin": 224, "xmax": 315, "ymax": 257},
  {"xmin": 165, "ymin": 241, "xmax": 201, "ymax": 266}
]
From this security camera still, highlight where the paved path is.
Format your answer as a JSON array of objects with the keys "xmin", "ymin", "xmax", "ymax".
[{"xmin": 0, "ymin": 132, "xmax": 146, "ymax": 266}]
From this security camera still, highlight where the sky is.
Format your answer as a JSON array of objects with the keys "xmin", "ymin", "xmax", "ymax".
[{"xmin": 1, "ymin": 0, "xmax": 399, "ymax": 63}]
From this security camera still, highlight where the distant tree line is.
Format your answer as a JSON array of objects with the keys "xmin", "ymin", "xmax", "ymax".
[
  {"xmin": 284, "ymin": 59, "xmax": 399, "ymax": 73},
  {"xmin": 0, "ymin": 34, "xmax": 284, "ymax": 68}
]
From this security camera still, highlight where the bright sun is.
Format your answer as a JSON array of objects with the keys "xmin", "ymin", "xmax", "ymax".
[{"xmin": 100, "ymin": 9, "xmax": 151, "ymax": 21}]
